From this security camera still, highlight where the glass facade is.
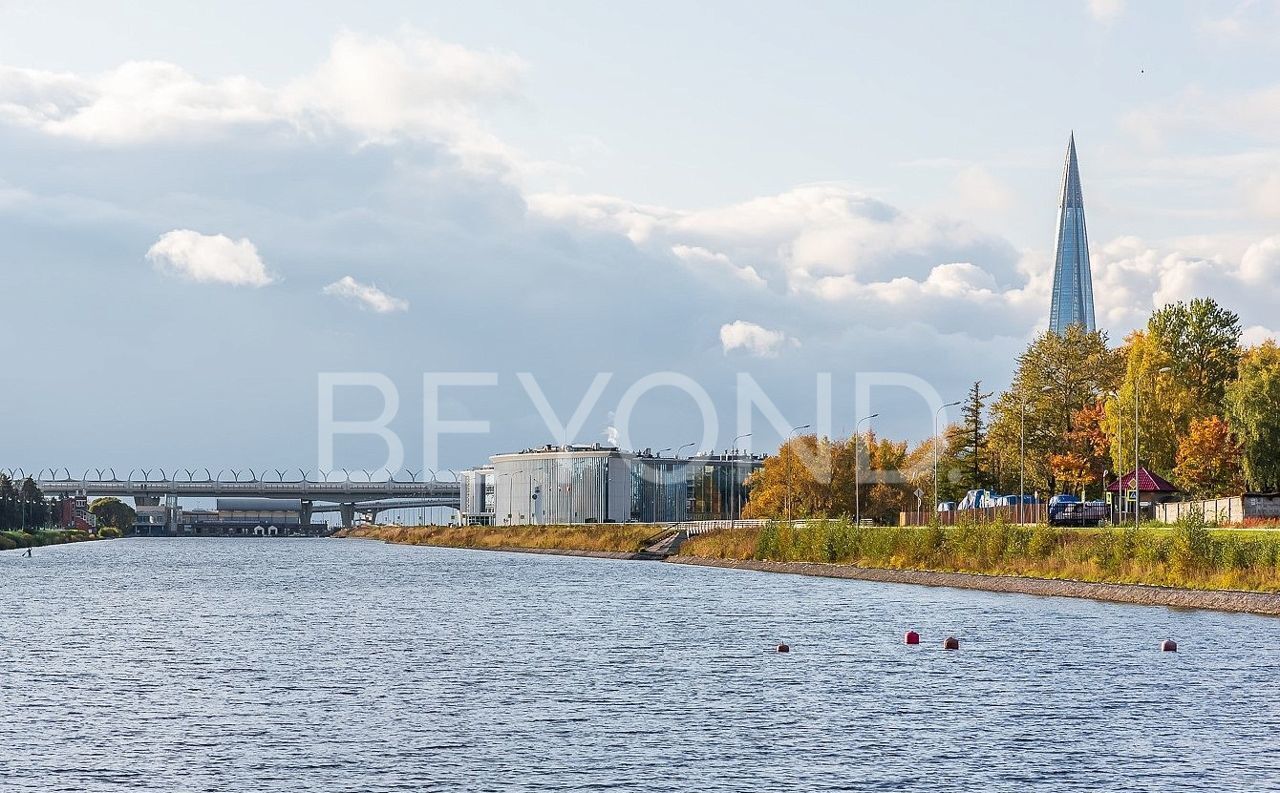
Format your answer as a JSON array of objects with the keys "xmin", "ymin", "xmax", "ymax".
[
  {"xmin": 685, "ymin": 455, "xmax": 764, "ymax": 521},
  {"xmin": 484, "ymin": 447, "xmax": 759, "ymax": 525},
  {"xmin": 1049, "ymin": 134, "xmax": 1097, "ymax": 334}
]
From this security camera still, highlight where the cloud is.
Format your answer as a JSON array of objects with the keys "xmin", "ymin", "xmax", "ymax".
[
  {"xmin": 1242, "ymin": 325, "xmax": 1279, "ymax": 347},
  {"xmin": 1090, "ymin": 234, "xmax": 1280, "ymax": 335},
  {"xmin": 322, "ymin": 275, "xmax": 409, "ymax": 313},
  {"xmin": 0, "ymin": 31, "xmax": 525, "ymax": 173},
  {"xmin": 146, "ymin": 229, "xmax": 274, "ymax": 286},
  {"xmin": 719, "ymin": 321, "xmax": 796, "ymax": 358},
  {"xmin": 1087, "ymin": 0, "xmax": 1124, "ymax": 23},
  {"xmin": 671, "ymin": 244, "xmax": 766, "ymax": 288}
]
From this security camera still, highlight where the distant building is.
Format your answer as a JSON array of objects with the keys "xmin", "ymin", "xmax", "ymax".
[
  {"xmin": 128, "ymin": 497, "xmax": 327, "ymax": 536},
  {"xmin": 471, "ymin": 444, "xmax": 763, "ymax": 525},
  {"xmin": 56, "ymin": 493, "xmax": 96, "ymax": 530},
  {"xmin": 459, "ymin": 466, "xmax": 496, "ymax": 525},
  {"xmin": 1048, "ymin": 133, "xmax": 1097, "ymax": 334}
]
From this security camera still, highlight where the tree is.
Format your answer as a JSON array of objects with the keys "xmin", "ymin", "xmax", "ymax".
[
  {"xmin": 741, "ymin": 431, "xmax": 912, "ymax": 522},
  {"xmin": 1104, "ymin": 330, "xmax": 1194, "ymax": 478},
  {"xmin": 1225, "ymin": 341, "xmax": 1280, "ymax": 491},
  {"xmin": 952, "ymin": 381, "xmax": 992, "ymax": 492},
  {"xmin": 1174, "ymin": 416, "xmax": 1244, "ymax": 499},
  {"xmin": 1050, "ymin": 400, "xmax": 1111, "ymax": 497},
  {"xmin": 90, "ymin": 497, "xmax": 137, "ymax": 531},
  {"xmin": 987, "ymin": 326, "xmax": 1122, "ymax": 495},
  {"xmin": 1148, "ymin": 298, "xmax": 1241, "ymax": 410}
]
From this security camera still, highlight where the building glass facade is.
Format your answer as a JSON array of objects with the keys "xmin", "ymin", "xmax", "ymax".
[{"xmin": 1048, "ymin": 133, "xmax": 1097, "ymax": 334}]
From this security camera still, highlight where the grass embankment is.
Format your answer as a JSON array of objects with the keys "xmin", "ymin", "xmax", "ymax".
[
  {"xmin": 681, "ymin": 517, "xmax": 1280, "ymax": 592},
  {"xmin": 338, "ymin": 524, "xmax": 659, "ymax": 554},
  {"xmin": 0, "ymin": 528, "xmax": 110, "ymax": 551}
]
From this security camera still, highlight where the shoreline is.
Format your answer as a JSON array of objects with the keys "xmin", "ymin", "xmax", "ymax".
[
  {"xmin": 666, "ymin": 555, "xmax": 1280, "ymax": 616},
  {"xmin": 343, "ymin": 534, "xmax": 1280, "ymax": 616}
]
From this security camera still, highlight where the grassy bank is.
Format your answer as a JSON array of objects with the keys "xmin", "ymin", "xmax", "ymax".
[
  {"xmin": 0, "ymin": 528, "xmax": 111, "ymax": 551},
  {"xmin": 337, "ymin": 524, "xmax": 659, "ymax": 554},
  {"xmin": 681, "ymin": 516, "xmax": 1280, "ymax": 592}
]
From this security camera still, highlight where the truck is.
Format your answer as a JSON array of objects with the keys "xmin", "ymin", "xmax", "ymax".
[{"xmin": 1047, "ymin": 494, "xmax": 1110, "ymax": 527}]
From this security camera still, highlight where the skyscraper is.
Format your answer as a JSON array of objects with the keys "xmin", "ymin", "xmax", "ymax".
[{"xmin": 1048, "ymin": 133, "xmax": 1097, "ymax": 334}]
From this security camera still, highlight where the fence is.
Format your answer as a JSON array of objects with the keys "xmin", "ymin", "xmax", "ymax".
[
  {"xmin": 1156, "ymin": 497, "xmax": 1244, "ymax": 525},
  {"xmin": 900, "ymin": 505, "xmax": 1049, "ymax": 526}
]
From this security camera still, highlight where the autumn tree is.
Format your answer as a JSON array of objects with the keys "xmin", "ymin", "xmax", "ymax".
[
  {"xmin": 1173, "ymin": 416, "xmax": 1244, "ymax": 499},
  {"xmin": 1049, "ymin": 400, "xmax": 1111, "ymax": 498},
  {"xmin": 1225, "ymin": 341, "xmax": 1280, "ymax": 491},
  {"xmin": 742, "ymin": 432, "xmax": 911, "ymax": 523},
  {"xmin": 1104, "ymin": 330, "xmax": 1194, "ymax": 478},
  {"xmin": 987, "ymin": 326, "xmax": 1122, "ymax": 495}
]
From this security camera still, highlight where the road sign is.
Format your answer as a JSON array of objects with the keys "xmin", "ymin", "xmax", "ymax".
[
  {"xmin": 1127, "ymin": 488, "xmax": 1139, "ymax": 503},
  {"xmin": 913, "ymin": 488, "xmax": 924, "ymax": 500}
]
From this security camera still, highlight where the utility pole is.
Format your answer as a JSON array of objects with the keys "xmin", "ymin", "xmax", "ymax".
[
  {"xmin": 785, "ymin": 424, "xmax": 810, "ymax": 526},
  {"xmin": 854, "ymin": 414, "xmax": 879, "ymax": 526}
]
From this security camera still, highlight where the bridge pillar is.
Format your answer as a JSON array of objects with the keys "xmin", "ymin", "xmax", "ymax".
[
  {"xmin": 301, "ymin": 500, "xmax": 313, "ymax": 527},
  {"xmin": 340, "ymin": 503, "xmax": 355, "ymax": 527}
]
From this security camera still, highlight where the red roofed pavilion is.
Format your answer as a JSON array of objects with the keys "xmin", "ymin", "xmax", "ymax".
[{"xmin": 1107, "ymin": 467, "xmax": 1180, "ymax": 504}]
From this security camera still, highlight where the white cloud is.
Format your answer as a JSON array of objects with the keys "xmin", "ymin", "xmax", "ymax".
[
  {"xmin": 322, "ymin": 275, "xmax": 408, "ymax": 313},
  {"xmin": 531, "ymin": 183, "xmax": 1020, "ymax": 293},
  {"xmin": 670, "ymin": 244, "xmax": 766, "ymax": 288},
  {"xmin": 146, "ymin": 229, "xmax": 274, "ymax": 287},
  {"xmin": 719, "ymin": 321, "xmax": 796, "ymax": 358},
  {"xmin": 1242, "ymin": 325, "xmax": 1279, "ymax": 347},
  {"xmin": 1087, "ymin": 0, "xmax": 1124, "ymax": 23},
  {"xmin": 0, "ymin": 31, "xmax": 525, "ymax": 173}
]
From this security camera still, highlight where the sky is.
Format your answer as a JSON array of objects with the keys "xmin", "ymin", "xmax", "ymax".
[{"xmin": 2, "ymin": 0, "xmax": 1280, "ymax": 477}]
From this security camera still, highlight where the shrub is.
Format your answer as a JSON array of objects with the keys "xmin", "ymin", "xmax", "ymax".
[{"xmin": 98, "ymin": 527, "xmax": 122, "ymax": 539}]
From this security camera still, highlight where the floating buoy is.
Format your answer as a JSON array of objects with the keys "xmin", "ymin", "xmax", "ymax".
[
  {"xmin": 942, "ymin": 636, "xmax": 959, "ymax": 650},
  {"xmin": 904, "ymin": 630, "xmax": 920, "ymax": 645},
  {"xmin": 776, "ymin": 643, "xmax": 790, "ymax": 653},
  {"xmin": 1161, "ymin": 639, "xmax": 1177, "ymax": 652}
]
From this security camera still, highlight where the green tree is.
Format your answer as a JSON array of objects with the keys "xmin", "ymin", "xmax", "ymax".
[
  {"xmin": 987, "ymin": 326, "xmax": 1122, "ymax": 495},
  {"xmin": 89, "ymin": 497, "xmax": 137, "ymax": 531},
  {"xmin": 1148, "ymin": 298, "xmax": 1241, "ymax": 410},
  {"xmin": 1224, "ymin": 341, "xmax": 1280, "ymax": 491},
  {"xmin": 951, "ymin": 381, "xmax": 992, "ymax": 492}
]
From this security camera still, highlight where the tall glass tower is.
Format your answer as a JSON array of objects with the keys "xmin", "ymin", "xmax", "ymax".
[{"xmin": 1048, "ymin": 133, "xmax": 1096, "ymax": 334}]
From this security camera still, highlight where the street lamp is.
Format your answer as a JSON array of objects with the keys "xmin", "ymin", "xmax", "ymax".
[
  {"xmin": 854, "ymin": 414, "xmax": 879, "ymax": 526},
  {"xmin": 786, "ymin": 424, "xmax": 810, "ymax": 525},
  {"xmin": 677, "ymin": 442, "xmax": 696, "ymax": 459},
  {"xmin": 732, "ymin": 433, "xmax": 752, "ymax": 526},
  {"xmin": 1021, "ymin": 385, "xmax": 1056, "ymax": 525},
  {"xmin": 933, "ymin": 401, "xmax": 961, "ymax": 515}
]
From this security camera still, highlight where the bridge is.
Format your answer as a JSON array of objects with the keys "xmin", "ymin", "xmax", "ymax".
[{"xmin": 24, "ymin": 468, "xmax": 462, "ymax": 527}]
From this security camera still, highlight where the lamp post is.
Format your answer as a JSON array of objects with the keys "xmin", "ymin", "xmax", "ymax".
[
  {"xmin": 854, "ymin": 413, "xmax": 879, "ymax": 526},
  {"xmin": 785, "ymin": 424, "xmax": 810, "ymax": 526},
  {"xmin": 934, "ymin": 401, "xmax": 961, "ymax": 516},
  {"xmin": 1021, "ymin": 385, "xmax": 1056, "ymax": 525},
  {"xmin": 732, "ymin": 433, "xmax": 751, "ymax": 526}
]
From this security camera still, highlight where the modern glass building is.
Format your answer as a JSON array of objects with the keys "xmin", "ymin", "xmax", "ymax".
[
  {"xmin": 685, "ymin": 453, "xmax": 765, "ymax": 521},
  {"xmin": 472, "ymin": 445, "xmax": 763, "ymax": 525},
  {"xmin": 1048, "ymin": 133, "xmax": 1097, "ymax": 334}
]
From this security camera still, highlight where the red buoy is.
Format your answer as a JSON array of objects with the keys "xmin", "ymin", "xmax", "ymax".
[
  {"xmin": 904, "ymin": 630, "xmax": 920, "ymax": 645},
  {"xmin": 1161, "ymin": 639, "xmax": 1177, "ymax": 652},
  {"xmin": 776, "ymin": 643, "xmax": 790, "ymax": 653},
  {"xmin": 943, "ymin": 636, "xmax": 959, "ymax": 650}
]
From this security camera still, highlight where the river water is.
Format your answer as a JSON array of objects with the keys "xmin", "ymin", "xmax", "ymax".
[{"xmin": 1, "ymin": 537, "xmax": 1277, "ymax": 792}]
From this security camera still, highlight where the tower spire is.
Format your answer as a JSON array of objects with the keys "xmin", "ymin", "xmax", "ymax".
[{"xmin": 1048, "ymin": 133, "xmax": 1096, "ymax": 333}]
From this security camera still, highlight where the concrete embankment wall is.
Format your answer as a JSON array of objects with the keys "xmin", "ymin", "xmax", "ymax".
[{"xmin": 666, "ymin": 556, "xmax": 1280, "ymax": 617}]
